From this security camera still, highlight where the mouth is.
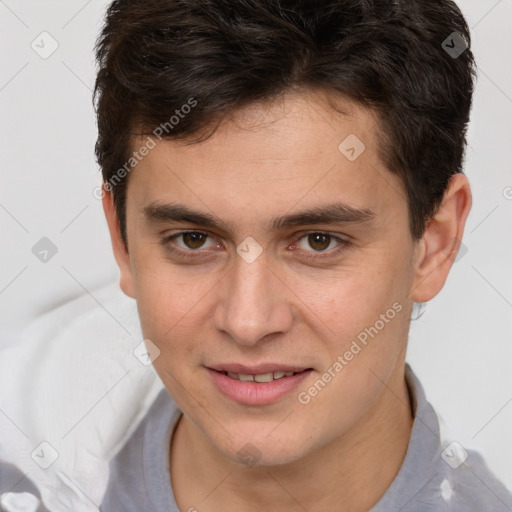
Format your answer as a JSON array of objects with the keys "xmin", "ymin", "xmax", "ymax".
[
  {"xmin": 211, "ymin": 368, "xmax": 311, "ymax": 383},
  {"xmin": 206, "ymin": 365, "xmax": 314, "ymax": 405}
]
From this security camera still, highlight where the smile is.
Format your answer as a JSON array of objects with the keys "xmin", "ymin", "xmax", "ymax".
[
  {"xmin": 207, "ymin": 367, "xmax": 313, "ymax": 405},
  {"xmin": 221, "ymin": 370, "xmax": 297, "ymax": 382}
]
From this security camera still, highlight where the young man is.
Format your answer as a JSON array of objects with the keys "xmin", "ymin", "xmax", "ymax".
[
  {"xmin": 1, "ymin": 1, "xmax": 510, "ymax": 511},
  {"xmin": 90, "ymin": 1, "xmax": 512, "ymax": 510}
]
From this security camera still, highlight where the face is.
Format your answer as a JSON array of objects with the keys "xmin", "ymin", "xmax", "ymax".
[{"xmin": 104, "ymin": 90, "xmax": 451, "ymax": 466}]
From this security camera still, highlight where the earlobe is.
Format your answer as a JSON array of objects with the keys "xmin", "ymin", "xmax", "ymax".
[
  {"xmin": 101, "ymin": 186, "xmax": 136, "ymax": 299},
  {"xmin": 410, "ymin": 173, "xmax": 472, "ymax": 303}
]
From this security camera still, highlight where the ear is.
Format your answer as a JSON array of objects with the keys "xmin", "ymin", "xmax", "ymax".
[
  {"xmin": 102, "ymin": 186, "xmax": 136, "ymax": 299},
  {"xmin": 410, "ymin": 173, "xmax": 472, "ymax": 302}
]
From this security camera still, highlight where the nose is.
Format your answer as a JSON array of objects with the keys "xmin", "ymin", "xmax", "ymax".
[{"xmin": 213, "ymin": 251, "xmax": 294, "ymax": 346}]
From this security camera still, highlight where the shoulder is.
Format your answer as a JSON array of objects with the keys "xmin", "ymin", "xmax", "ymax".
[
  {"xmin": 396, "ymin": 446, "xmax": 512, "ymax": 511},
  {"xmin": 372, "ymin": 365, "xmax": 512, "ymax": 511},
  {"xmin": 100, "ymin": 388, "xmax": 181, "ymax": 512},
  {"xmin": 442, "ymin": 447, "xmax": 512, "ymax": 510}
]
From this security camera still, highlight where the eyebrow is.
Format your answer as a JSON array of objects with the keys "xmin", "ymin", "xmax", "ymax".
[{"xmin": 142, "ymin": 201, "xmax": 375, "ymax": 232}]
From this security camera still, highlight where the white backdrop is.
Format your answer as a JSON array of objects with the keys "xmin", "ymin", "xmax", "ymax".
[{"xmin": 1, "ymin": 0, "xmax": 511, "ymax": 490}]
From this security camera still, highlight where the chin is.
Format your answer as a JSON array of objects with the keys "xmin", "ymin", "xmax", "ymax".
[{"xmin": 216, "ymin": 427, "xmax": 314, "ymax": 468}]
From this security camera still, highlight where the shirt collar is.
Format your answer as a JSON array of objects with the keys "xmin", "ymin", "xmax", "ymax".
[{"xmin": 370, "ymin": 363, "xmax": 443, "ymax": 511}]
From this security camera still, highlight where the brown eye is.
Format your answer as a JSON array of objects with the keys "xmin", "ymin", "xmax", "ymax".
[
  {"xmin": 181, "ymin": 231, "xmax": 208, "ymax": 249},
  {"xmin": 160, "ymin": 230, "xmax": 220, "ymax": 261},
  {"xmin": 293, "ymin": 232, "xmax": 349, "ymax": 261},
  {"xmin": 307, "ymin": 233, "xmax": 331, "ymax": 251}
]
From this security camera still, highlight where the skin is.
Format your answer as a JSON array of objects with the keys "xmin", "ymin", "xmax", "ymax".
[{"xmin": 103, "ymin": 88, "xmax": 472, "ymax": 511}]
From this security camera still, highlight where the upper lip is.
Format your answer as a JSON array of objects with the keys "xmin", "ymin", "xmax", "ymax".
[{"xmin": 207, "ymin": 363, "xmax": 312, "ymax": 374}]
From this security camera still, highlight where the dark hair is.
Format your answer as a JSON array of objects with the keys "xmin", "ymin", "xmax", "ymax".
[{"xmin": 93, "ymin": 0, "xmax": 476, "ymax": 247}]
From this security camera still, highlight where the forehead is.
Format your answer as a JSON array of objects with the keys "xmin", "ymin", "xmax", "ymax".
[{"xmin": 126, "ymin": 90, "xmax": 406, "ymax": 233}]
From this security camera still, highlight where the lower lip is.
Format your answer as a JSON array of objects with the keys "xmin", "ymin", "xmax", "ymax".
[{"xmin": 206, "ymin": 368, "xmax": 313, "ymax": 405}]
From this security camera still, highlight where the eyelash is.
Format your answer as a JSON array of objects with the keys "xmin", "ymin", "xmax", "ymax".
[{"xmin": 159, "ymin": 230, "xmax": 350, "ymax": 261}]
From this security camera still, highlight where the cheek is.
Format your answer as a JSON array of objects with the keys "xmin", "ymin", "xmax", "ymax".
[
  {"xmin": 132, "ymin": 265, "xmax": 209, "ymax": 405},
  {"xmin": 132, "ymin": 242, "xmax": 200, "ymax": 312},
  {"xmin": 295, "ymin": 254, "xmax": 413, "ymax": 386},
  {"xmin": 130, "ymin": 254, "xmax": 195, "ymax": 347},
  {"xmin": 300, "ymin": 250, "xmax": 411, "ymax": 328},
  {"xmin": 295, "ymin": 279, "xmax": 411, "ymax": 439}
]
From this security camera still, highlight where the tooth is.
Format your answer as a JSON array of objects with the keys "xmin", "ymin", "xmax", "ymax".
[
  {"xmin": 254, "ymin": 372, "xmax": 274, "ymax": 383},
  {"xmin": 238, "ymin": 373, "xmax": 254, "ymax": 382},
  {"xmin": 227, "ymin": 372, "xmax": 238, "ymax": 379},
  {"xmin": 273, "ymin": 371, "xmax": 286, "ymax": 379},
  {"xmin": 284, "ymin": 371, "xmax": 294, "ymax": 377}
]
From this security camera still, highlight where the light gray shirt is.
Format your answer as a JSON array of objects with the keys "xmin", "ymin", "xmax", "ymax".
[{"xmin": 2, "ymin": 365, "xmax": 512, "ymax": 511}]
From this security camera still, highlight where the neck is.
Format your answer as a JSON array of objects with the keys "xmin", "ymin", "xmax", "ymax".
[{"xmin": 170, "ymin": 364, "xmax": 413, "ymax": 512}]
